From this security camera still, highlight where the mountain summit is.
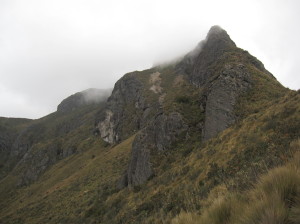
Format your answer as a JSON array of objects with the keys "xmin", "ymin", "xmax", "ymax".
[
  {"xmin": 0, "ymin": 26, "xmax": 299, "ymax": 224},
  {"xmin": 94, "ymin": 25, "xmax": 283, "ymax": 188},
  {"xmin": 57, "ymin": 88, "xmax": 111, "ymax": 113}
]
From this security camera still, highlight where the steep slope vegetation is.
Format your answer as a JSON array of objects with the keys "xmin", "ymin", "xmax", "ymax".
[
  {"xmin": 0, "ymin": 90, "xmax": 298, "ymax": 224},
  {"xmin": 96, "ymin": 25, "xmax": 286, "ymax": 188},
  {"xmin": 0, "ymin": 26, "xmax": 299, "ymax": 224},
  {"xmin": 0, "ymin": 117, "xmax": 32, "ymax": 179},
  {"xmin": 0, "ymin": 88, "xmax": 110, "ymax": 186},
  {"xmin": 172, "ymin": 150, "xmax": 300, "ymax": 224}
]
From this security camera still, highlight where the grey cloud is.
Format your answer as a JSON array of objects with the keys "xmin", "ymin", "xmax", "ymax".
[
  {"xmin": 0, "ymin": 0, "xmax": 299, "ymax": 119},
  {"xmin": 82, "ymin": 88, "xmax": 112, "ymax": 104}
]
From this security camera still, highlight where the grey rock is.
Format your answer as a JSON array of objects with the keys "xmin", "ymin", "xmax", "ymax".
[
  {"xmin": 16, "ymin": 141, "xmax": 78, "ymax": 186},
  {"xmin": 202, "ymin": 64, "xmax": 251, "ymax": 140},
  {"xmin": 126, "ymin": 131, "xmax": 154, "ymax": 187},
  {"xmin": 17, "ymin": 143, "xmax": 59, "ymax": 186},
  {"xmin": 0, "ymin": 118, "xmax": 32, "ymax": 179},
  {"xmin": 119, "ymin": 112, "xmax": 188, "ymax": 188},
  {"xmin": 177, "ymin": 26, "xmax": 256, "ymax": 140},
  {"xmin": 10, "ymin": 123, "xmax": 45, "ymax": 158},
  {"xmin": 189, "ymin": 25, "xmax": 237, "ymax": 87},
  {"xmin": 0, "ymin": 128, "xmax": 13, "ymax": 152},
  {"xmin": 96, "ymin": 73, "xmax": 151, "ymax": 144},
  {"xmin": 0, "ymin": 126, "xmax": 15, "ymax": 178}
]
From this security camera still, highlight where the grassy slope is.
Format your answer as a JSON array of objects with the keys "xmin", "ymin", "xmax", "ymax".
[
  {"xmin": 172, "ymin": 150, "xmax": 300, "ymax": 224},
  {"xmin": 0, "ymin": 49, "xmax": 299, "ymax": 223},
  {"xmin": 0, "ymin": 117, "xmax": 33, "ymax": 178},
  {"xmin": 0, "ymin": 134, "xmax": 134, "ymax": 224},
  {"xmin": 91, "ymin": 90, "xmax": 298, "ymax": 224},
  {"xmin": 1, "ymin": 87, "xmax": 297, "ymax": 224}
]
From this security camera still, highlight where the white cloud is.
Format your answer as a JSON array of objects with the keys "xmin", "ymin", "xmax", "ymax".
[{"xmin": 0, "ymin": 0, "xmax": 299, "ymax": 118}]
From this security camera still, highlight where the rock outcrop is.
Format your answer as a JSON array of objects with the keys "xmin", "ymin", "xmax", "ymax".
[
  {"xmin": 95, "ymin": 26, "xmax": 276, "ymax": 187},
  {"xmin": 16, "ymin": 141, "xmax": 78, "ymax": 186},
  {"xmin": 96, "ymin": 72, "xmax": 157, "ymax": 144},
  {"xmin": 202, "ymin": 64, "xmax": 251, "ymax": 140},
  {"xmin": 4, "ymin": 121, "xmax": 72, "ymax": 186},
  {"xmin": 118, "ymin": 112, "xmax": 188, "ymax": 188},
  {"xmin": 0, "ymin": 126, "xmax": 16, "ymax": 178},
  {"xmin": 0, "ymin": 118, "xmax": 33, "ymax": 179},
  {"xmin": 189, "ymin": 25, "xmax": 237, "ymax": 87},
  {"xmin": 178, "ymin": 26, "xmax": 269, "ymax": 140},
  {"xmin": 16, "ymin": 143, "xmax": 59, "ymax": 186}
]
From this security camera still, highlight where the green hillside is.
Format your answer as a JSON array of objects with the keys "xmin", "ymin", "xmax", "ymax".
[{"xmin": 0, "ymin": 26, "xmax": 299, "ymax": 224}]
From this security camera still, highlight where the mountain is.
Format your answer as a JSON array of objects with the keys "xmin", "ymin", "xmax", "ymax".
[
  {"xmin": 0, "ymin": 26, "xmax": 299, "ymax": 224},
  {"xmin": 0, "ymin": 88, "xmax": 110, "ymax": 185},
  {"xmin": 57, "ymin": 88, "xmax": 112, "ymax": 113}
]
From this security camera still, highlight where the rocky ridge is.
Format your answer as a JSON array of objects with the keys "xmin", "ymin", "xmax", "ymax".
[
  {"xmin": 57, "ymin": 88, "xmax": 111, "ymax": 113},
  {"xmin": 0, "ymin": 26, "xmax": 297, "ymax": 224},
  {"xmin": 0, "ymin": 89, "xmax": 109, "ymax": 185},
  {"xmin": 96, "ymin": 26, "xmax": 278, "ymax": 187}
]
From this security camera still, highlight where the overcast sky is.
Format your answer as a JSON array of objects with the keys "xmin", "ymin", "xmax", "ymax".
[{"xmin": 0, "ymin": 0, "xmax": 299, "ymax": 119}]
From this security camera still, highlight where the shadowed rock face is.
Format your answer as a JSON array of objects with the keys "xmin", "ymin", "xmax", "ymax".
[
  {"xmin": 96, "ymin": 74, "xmax": 145, "ymax": 144},
  {"xmin": 3, "ymin": 121, "xmax": 79, "ymax": 186},
  {"xmin": 0, "ymin": 122, "xmax": 45, "ymax": 182},
  {"xmin": 15, "ymin": 141, "xmax": 78, "ymax": 186},
  {"xmin": 118, "ymin": 112, "xmax": 188, "ymax": 188},
  {"xmin": 0, "ymin": 126, "xmax": 17, "ymax": 178},
  {"xmin": 181, "ymin": 26, "xmax": 254, "ymax": 140},
  {"xmin": 202, "ymin": 64, "xmax": 251, "ymax": 140},
  {"xmin": 0, "ymin": 127, "xmax": 14, "ymax": 153},
  {"xmin": 190, "ymin": 25, "xmax": 237, "ymax": 87}
]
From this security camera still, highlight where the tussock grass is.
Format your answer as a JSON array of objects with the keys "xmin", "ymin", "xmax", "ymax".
[
  {"xmin": 172, "ymin": 152, "xmax": 300, "ymax": 224},
  {"xmin": 171, "ymin": 212, "xmax": 201, "ymax": 224}
]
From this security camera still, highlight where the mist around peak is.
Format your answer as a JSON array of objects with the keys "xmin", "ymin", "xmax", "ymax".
[
  {"xmin": 81, "ymin": 88, "xmax": 112, "ymax": 104},
  {"xmin": 57, "ymin": 88, "xmax": 112, "ymax": 113}
]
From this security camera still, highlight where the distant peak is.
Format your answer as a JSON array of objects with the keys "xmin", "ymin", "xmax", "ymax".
[
  {"xmin": 208, "ymin": 25, "xmax": 224, "ymax": 35},
  {"xmin": 57, "ymin": 88, "xmax": 111, "ymax": 113},
  {"xmin": 204, "ymin": 25, "xmax": 236, "ymax": 49},
  {"xmin": 206, "ymin": 26, "xmax": 234, "ymax": 43}
]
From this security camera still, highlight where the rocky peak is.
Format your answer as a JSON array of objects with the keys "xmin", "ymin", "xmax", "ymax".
[
  {"xmin": 187, "ymin": 25, "xmax": 236, "ymax": 87},
  {"xmin": 57, "ymin": 88, "xmax": 111, "ymax": 113},
  {"xmin": 205, "ymin": 25, "xmax": 236, "ymax": 49},
  {"xmin": 96, "ymin": 26, "xmax": 278, "ymax": 188},
  {"xmin": 176, "ymin": 25, "xmax": 236, "ymax": 84}
]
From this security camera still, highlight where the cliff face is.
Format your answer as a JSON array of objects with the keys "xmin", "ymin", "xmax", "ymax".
[
  {"xmin": 0, "ymin": 118, "xmax": 32, "ymax": 179},
  {"xmin": 119, "ymin": 112, "xmax": 188, "ymax": 188},
  {"xmin": 96, "ymin": 26, "xmax": 281, "ymax": 187},
  {"xmin": 96, "ymin": 74, "xmax": 145, "ymax": 144},
  {"xmin": 189, "ymin": 26, "xmax": 237, "ymax": 87},
  {"xmin": 200, "ymin": 63, "xmax": 251, "ymax": 140}
]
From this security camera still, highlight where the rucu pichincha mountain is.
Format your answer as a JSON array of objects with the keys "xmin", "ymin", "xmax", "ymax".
[{"xmin": 0, "ymin": 26, "xmax": 299, "ymax": 224}]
